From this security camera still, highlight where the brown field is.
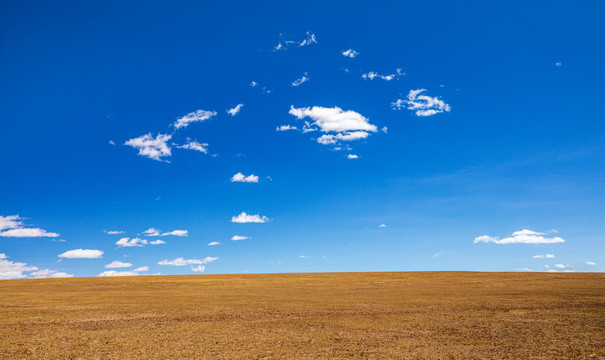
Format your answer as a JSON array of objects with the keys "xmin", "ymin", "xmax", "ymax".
[{"xmin": 0, "ymin": 272, "xmax": 603, "ymax": 359}]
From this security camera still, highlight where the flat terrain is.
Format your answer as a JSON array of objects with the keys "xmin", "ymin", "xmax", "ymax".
[{"xmin": 0, "ymin": 272, "xmax": 603, "ymax": 359}]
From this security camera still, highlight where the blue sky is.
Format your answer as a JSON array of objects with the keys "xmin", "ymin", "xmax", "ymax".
[{"xmin": 1, "ymin": 0, "xmax": 604, "ymax": 278}]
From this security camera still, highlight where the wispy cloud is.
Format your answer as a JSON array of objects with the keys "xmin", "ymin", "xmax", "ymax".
[
  {"xmin": 30, "ymin": 269, "xmax": 74, "ymax": 278},
  {"xmin": 98, "ymin": 266, "xmax": 149, "ymax": 277},
  {"xmin": 231, "ymin": 235, "xmax": 248, "ymax": 241},
  {"xmin": 58, "ymin": 249, "xmax": 104, "ymax": 259},
  {"xmin": 362, "ymin": 68, "xmax": 403, "ymax": 81},
  {"xmin": 342, "ymin": 49, "xmax": 359, "ymax": 58},
  {"xmin": 0, "ymin": 215, "xmax": 59, "ymax": 238},
  {"xmin": 586, "ymin": 261, "xmax": 596, "ymax": 265},
  {"xmin": 191, "ymin": 265, "xmax": 205, "ymax": 272},
  {"xmin": 173, "ymin": 110, "xmax": 217, "ymax": 130},
  {"xmin": 230, "ymin": 172, "xmax": 259, "ymax": 183},
  {"xmin": 514, "ymin": 268, "xmax": 532, "ymax": 272},
  {"xmin": 177, "ymin": 140, "xmax": 208, "ymax": 153},
  {"xmin": 143, "ymin": 228, "xmax": 188, "ymax": 237},
  {"xmin": 158, "ymin": 257, "xmax": 218, "ymax": 266},
  {"xmin": 474, "ymin": 229, "xmax": 564, "ymax": 245},
  {"xmin": 104, "ymin": 230, "xmax": 124, "ymax": 235},
  {"xmin": 207, "ymin": 241, "xmax": 220, "ymax": 246},
  {"xmin": 116, "ymin": 237, "xmax": 147, "ymax": 247},
  {"xmin": 274, "ymin": 32, "xmax": 317, "ymax": 50},
  {"xmin": 392, "ymin": 89, "xmax": 451, "ymax": 117},
  {"xmin": 227, "ymin": 104, "xmax": 244, "ymax": 116},
  {"xmin": 532, "ymin": 254, "xmax": 556, "ymax": 259},
  {"xmin": 125, "ymin": 133, "xmax": 172, "ymax": 162},
  {"xmin": 292, "ymin": 73, "xmax": 310, "ymax": 87},
  {"xmin": 105, "ymin": 260, "xmax": 133, "ymax": 268},
  {"xmin": 276, "ymin": 125, "xmax": 297, "ymax": 131}
]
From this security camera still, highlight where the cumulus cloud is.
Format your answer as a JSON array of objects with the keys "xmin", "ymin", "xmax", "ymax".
[
  {"xmin": 362, "ymin": 68, "xmax": 403, "ymax": 81},
  {"xmin": 227, "ymin": 104, "xmax": 244, "ymax": 116},
  {"xmin": 0, "ymin": 253, "xmax": 39, "ymax": 279},
  {"xmin": 30, "ymin": 269, "xmax": 73, "ymax": 278},
  {"xmin": 342, "ymin": 49, "xmax": 359, "ymax": 58},
  {"xmin": 58, "ymin": 249, "xmax": 103, "ymax": 259},
  {"xmin": 116, "ymin": 237, "xmax": 147, "ymax": 247},
  {"xmin": 191, "ymin": 265, "xmax": 205, "ymax": 272},
  {"xmin": 230, "ymin": 172, "xmax": 259, "ymax": 183},
  {"xmin": 231, "ymin": 212, "xmax": 269, "ymax": 223},
  {"xmin": 208, "ymin": 241, "xmax": 220, "ymax": 246},
  {"xmin": 158, "ymin": 257, "xmax": 218, "ymax": 266},
  {"xmin": 0, "ymin": 215, "xmax": 59, "ymax": 238},
  {"xmin": 392, "ymin": 89, "xmax": 451, "ymax": 117},
  {"xmin": 149, "ymin": 239, "xmax": 166, "ymax": 245},
  {"xmin": 288, "ymin": 105, "xmax": 377, "ymax": 147},
  {"xmin": 231, "ymin": 235, "xmax": 248, "ymax": 241},
  {"xmin": 347, "ymin": 154, "xmax": 358, "ymax": 159},
  {"xmin": 474, "ymin": 229, "xmax": 565, "ymax": 245},
  {"xmin": 124, "ymin": 133, "xmax": 172, "ymax": 162},
  {"xmin": 173, "ymin": 110, "xmax": 217, "ymax": 130},
  {"xmin": 276, "ymin": 125, "xmax": 297, "ymax": 131},
  {"xmin": 177, "ymin": 140, "xmax": 208, "ymax": 154},
  {"xmin": 586, "ymin": 261, "xmax": 596, "ymax": 266},
  {"xmin": 292, "ymin": 73, "xmax": 310, "ymax": 87},
  {"xmin": 105, "ymin": 260, "xmax": 133, "ymax": 268},
  {"xmin": 533, "ymin": 254, "xmax": 556, "ymax": 259},
  {"xmin": 104, "ymin": 230, "xmax": 124, "ymax": 235},
  {"xmin": 143, "ymin": 228, "xmax": 188, "ymax": 237}
]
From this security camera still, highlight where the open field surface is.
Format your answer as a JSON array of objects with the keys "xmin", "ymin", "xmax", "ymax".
[{"xmin": 0, "ymin": 272, "xmax": 604, "ymax": 359}]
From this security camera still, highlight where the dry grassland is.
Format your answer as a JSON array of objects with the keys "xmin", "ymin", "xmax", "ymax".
[{"xmin": 0, "ymin": 272, "xmax": 603, "ymax": 359}]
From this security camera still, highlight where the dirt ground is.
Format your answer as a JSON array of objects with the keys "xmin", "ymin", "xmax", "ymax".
[{"xmin": 0, "ymin": 272, "xmax": 603, "ymax": 359}]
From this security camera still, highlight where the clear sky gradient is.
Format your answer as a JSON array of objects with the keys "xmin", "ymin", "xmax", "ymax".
[{"xmin": 1, "ymin": 0, "xmax": 604, "ymax": 278}]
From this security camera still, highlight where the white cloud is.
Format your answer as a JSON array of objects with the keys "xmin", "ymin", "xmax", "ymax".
[
  {"xmin": 299, "ymin": 32, "xmax": 318, "ymax": 47},
  {"xmin": 586, "ymin": 261, "xmax": 596, "ymax": 266},
  {"xmin": 104, "ymin": 230, "xmax": 124, "ymax": 235},
  {"xmin": 105, "ymin": 260, "xmax": 133, "ymax": 268},
  {"xmin": 362, "ymin": 68, "xmax": 403, "ymax": 81},
  {"xmin": 379, "ymin": 224, "xmax": 387, "ymax": 228},
  {"xmin": 30, "ymin": 269, "xmax": 74, "ymax": 278},
  {"xmin": 231, "ymin": 235, "xmax": 248, "ymax": 241},
  {"xmin": 0, "ymin": 228, "xmax": 60, "ymax": 238},
  {"xmin": 177, "ymin": 140, "xmax": 208, "ymax": 154},
  {"xmin": 109, "ymin": 140, "xmax": 116, "ymax": 145},
  {"xmin": 299, "ymin": 255, "xmax": 307, "ymax": 258},
  {"xmin": 554, "ymin": 264, "xmax": 574, "ymax": 269},
  {"xmin": 133, "ymin": 266, "xmax": 149, "ymax": 272},
  {"xmin": 143, "ymin": 228, "xmax": 188, "ymax": 237},
  {"xmin": 250, "ymin": 81, "xmax": 258, "ymax": 87},
  {"xmin": 230, "ymin": 172, "xmax": 259, "ymax": 183},
  {"xmin": 208, "ymin": 241, "xmax": 220, "ymax": 246},
  {"xmin": 347, "ymin": 154, "xmax": 358, "ymax": 159},
  {"xmin": 547, "ymin": 269, "xmax": 558, "ymax": 272},
  {"xmin": 274, "ymin": 32, "xmax": 317, "ymax": 51},
  {"xmin": 58, "ymin": 249, "xmax": 103, "ymax": 259},
  {"xmin": 231, "ymin": 212, "xmax": 269, "ymax": 223},
  {"xmin": 0, "ymin": 253, "xmax": 39, "ymax": 279},
  {"xmin": 158, "ymin": 257, "xmax": 218, "ymax": 266},
  {"xmin": 191, "ymin": 265, "xmax": 205, "ymax": 272},
  {"xmin": 342, "ymin": 49, "xmax": 359, "ymax": 58},
  {"xmin": 276, "ymin": 125, "xmax": 297, "ymax": 131},
  {"xmin": 532, "ymin": 254, "xmax": 556, "ymax": 259},
  {"xmin": 515, "ymin": 268, "xmax": 532, "ymax": 272},
  {"xmin": 116, "ymin": 237, "xmax": 147, "ymax": 247},
  {"xmin": 381, "ymin": 126, "xmax": 388, "ymax": 133},
  {"xmin": 124, "ymin": 133, "xmax": 172, "ymax": 162},
  {"xmin": 227, "ymin": 104, "xmax": 244, "ymax": 116},
  {"xmin": 149, "ymin": 239, "xmax": 166, "ymax": 245},
  {"xmin": 0, "ymin": 215, "xmax": 23, "ymax": 230},
  {"xmin": 173, "ymin": 109, "xmax": 217, "ymax": 130},
  {"xmin": 288, "ymin": 105, "xmax": 377, "ymax": 147},
  {"xmin": 555, "ymin": 61, "xmax": 562, "ymax": 67},
  {"xmin": 292, "ymin": 73, "xmax": 310, "ymax": 87},
  {"xmin": 392, "ymin": 89, "xmax": 451, "ymax": 117},
  {"xmin": 98, "ymin": 265, "xmax": 149, "ymax": 277},
  {"xmin": 0, "ymin": 215, "xmax": 59, "ymax": 238},
  {"xmin": 563, "ymin": 269, "xmax": 575, "ymax": 272},
  {"xmin": 474, "ymin": 229, "xmax": 565, "ymax": 245}
]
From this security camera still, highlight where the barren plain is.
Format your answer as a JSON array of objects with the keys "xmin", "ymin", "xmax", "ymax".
[{"xmin": 1, "ymin": 272, "xmax": 603, "ymax": 359}]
